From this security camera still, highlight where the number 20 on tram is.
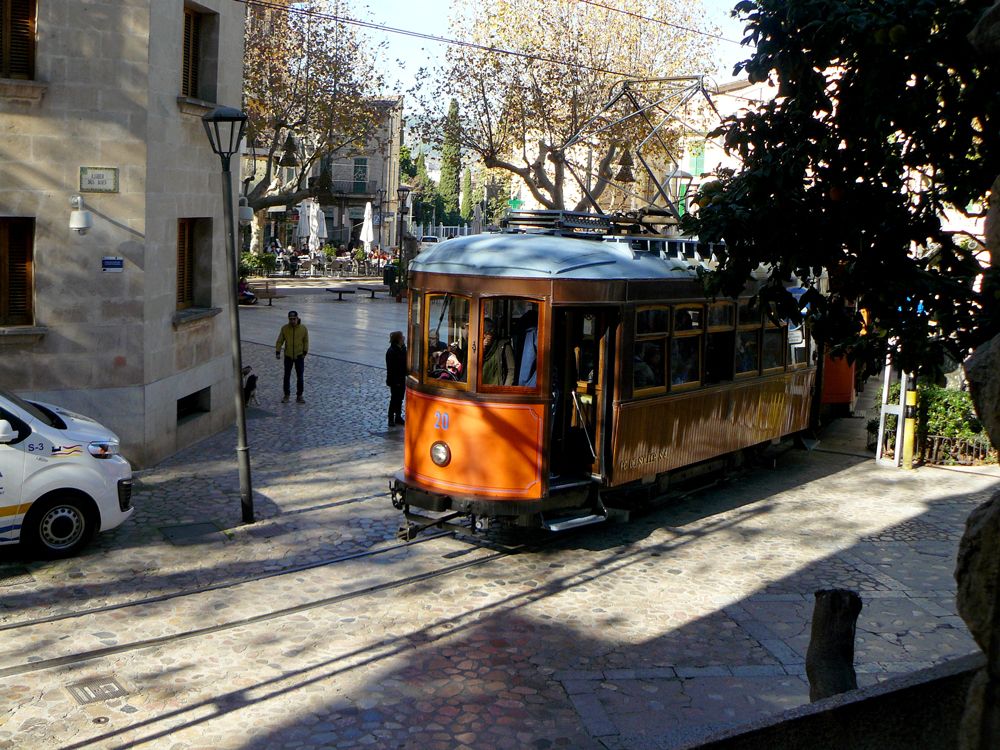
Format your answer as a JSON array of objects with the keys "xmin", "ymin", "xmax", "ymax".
[{"xmin": 390, "ymin": 232, "xmax": 815, "ymax": 531}]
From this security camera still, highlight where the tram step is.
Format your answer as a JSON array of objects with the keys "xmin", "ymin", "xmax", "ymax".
[{"xmin": 542, "ymin": 513, "xmax": 607, "ymax": 532}]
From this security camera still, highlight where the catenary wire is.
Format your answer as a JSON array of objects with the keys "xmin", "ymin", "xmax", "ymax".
[
  {"xmin": 235, "ymin": 0, "xmax": 739, "ymax": 78},
  {"xmin": 575, "ymin": 0, "xmax": 743, "ymax": 45}
]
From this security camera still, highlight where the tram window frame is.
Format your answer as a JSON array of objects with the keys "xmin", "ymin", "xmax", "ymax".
[
  {"xmin": 424, "ymin": 293, "xmax": 471, "ymax": 389},
  {"xmin": 704, "ymin": 302, "xmax": 736, "ymax": 385},
  {"xmin": 408, "ymin": 292, "xmax": 422, "ymax": 377},
  {"xmin": 761, "ymin": 318, "xmax": 787, "ymax": 372},
  {"xmin": 633, "ymin": 305, "xmax": 669, "ymax": 395},
  {"xmin": 787, "ymin": 319, "xmax": 810, "ymax": 368},
  {"xmin": 735, "ymin": 297, "xmax": 762, "ymax": 377},
  {"xmin": 669, "ymin": 304, "xmax": 703, "ymax": 390},
  {"xmin": 478, "ymin": 296, "xmax": 543, "ymax": 393}
]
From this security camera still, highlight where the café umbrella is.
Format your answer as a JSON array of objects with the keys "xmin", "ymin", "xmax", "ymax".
[{"xmin": 359, "ymin": 201, "xmax": 375, "ymax": 253}]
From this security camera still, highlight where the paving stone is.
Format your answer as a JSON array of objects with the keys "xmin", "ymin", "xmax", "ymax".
[{"xmin": 0, "ymin": 294, "xmax": 996, "ymax": 750}]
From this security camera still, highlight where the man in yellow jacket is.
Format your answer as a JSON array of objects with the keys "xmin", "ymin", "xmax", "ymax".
[{"xmin": 275, "ymin": 310, "xmax": 309, "ymax": 403}]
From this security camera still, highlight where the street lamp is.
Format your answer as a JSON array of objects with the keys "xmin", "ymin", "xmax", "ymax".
[
  {"xmin": 202, "ymin": 105, "xmax": 254, "ymax": 524},
  {"xmin": 396, "ymin": 184, "xmax": 411, "ymax": 253},
  {"xmin": 666, "ymin": 168, "xmax": 693, "ymax": 218}
]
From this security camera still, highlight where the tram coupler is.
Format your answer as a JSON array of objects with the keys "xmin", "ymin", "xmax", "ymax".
[{"xmin": 397, "ymin": 510, "xmax": 466, "ymax": 540}]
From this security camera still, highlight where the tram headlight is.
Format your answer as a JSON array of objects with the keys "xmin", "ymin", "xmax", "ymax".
[{"xmin": 430, "ymin": 441, "xmax": 451, "ymax": 467}]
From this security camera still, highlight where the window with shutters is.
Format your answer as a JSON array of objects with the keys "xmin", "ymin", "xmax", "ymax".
[
  {"xmin": 181, "ymin": 5, "xmax": 219, "ymax": 102},
  {"xmin": 1, "ymin": 0, "xmax": 36, "ymax": 80},
  {"xmin": 176, "ymin": 217, "xmax": 214, "ymax": 312},
  {"xmin": 177, "ymin": 218, "xmax": 195, "ymax": 310},
  {"xmin": 0, "ymin": 217, "xmax": 34, "ymax": 326}
]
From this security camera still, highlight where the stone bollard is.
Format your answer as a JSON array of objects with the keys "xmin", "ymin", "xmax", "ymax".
[{"xmin": 805, "ymin": 588, "xmax": 863, "ymax": 701}]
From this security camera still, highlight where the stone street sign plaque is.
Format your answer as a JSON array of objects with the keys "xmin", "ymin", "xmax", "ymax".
[{"xmin": 80, "ymin": 167, "xmax": 119, "ymax": 193}]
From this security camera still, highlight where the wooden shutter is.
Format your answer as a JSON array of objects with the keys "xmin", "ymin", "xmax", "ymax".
[
  {"xmin": 177, "ymin": 219, "xmax": 194, "ymax": 310},
  {"xmin": 181, "ymin": 8, "xmax": 201, "ymax": 98},
  {"xmin": 0, "ymin": 218, "xmax": 34, "ymax": 326},
  {"xmin": 2, "ymin": 0, "xmax": 36, "ymax": 80}
]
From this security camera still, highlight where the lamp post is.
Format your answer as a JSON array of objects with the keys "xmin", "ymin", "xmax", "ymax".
[
  {"xmin": 202, "ymin": 105, "xmax": 254, "ymax": 524},
  {"xmin": 396, "ymin": 184, "xmax": 411, "ymax": 257},
  {"xmin": 375, "ymin": 188, "xmax": 385, "ymax": 249}
]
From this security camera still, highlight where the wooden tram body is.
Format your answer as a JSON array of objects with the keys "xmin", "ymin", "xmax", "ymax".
[{"xmin": 391, "ymin": 232, "xmax": 815, "ymax": 530}]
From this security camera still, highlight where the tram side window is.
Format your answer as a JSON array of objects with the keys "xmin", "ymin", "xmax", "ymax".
[
  {"xmin": 425, "ymin": 294, "xmax": 470, "ymax": 383},
  {"xmin": 762, "ymin": 325, "xmax": 786, "ymax": 370},
  {"xmin": 704, "ymin": 302, "xmax": 735, "ymax": 385},
  {"xmin": 736, "ymin": 299, "xmax": 762, "ymax": 376},
  {"xmin": 788, "ymin": 320, "xmax": 810, "ymax": 367},
  {"xmin": 670, "ymin": 305, "xmax": 702, "ymax": 387},
  {"xmin": 408, "ymin": 293, "xmax": 422, "ymax": 376},
  {"xmin": 480, "ymin": 297, "xmax": 540, "ymax": 390},
  {"xmin": 634, "ymin": 306, "xmax": 669, "ymax": 393}
]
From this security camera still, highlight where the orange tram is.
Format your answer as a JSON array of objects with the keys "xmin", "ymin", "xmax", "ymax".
[{"xmin": 390, "ymin": 231, "xmax": 816, "ymax": 534}]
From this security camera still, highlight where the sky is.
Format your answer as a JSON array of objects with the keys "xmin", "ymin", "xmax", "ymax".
[{"xmin": 364, "ymin": 0, "xmax": 752, "ymax": 94}]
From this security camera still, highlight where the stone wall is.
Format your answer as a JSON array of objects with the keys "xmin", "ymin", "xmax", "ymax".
[{"xmin": 0, "ymin": 0, "xmax": 246, "ymax": 466}]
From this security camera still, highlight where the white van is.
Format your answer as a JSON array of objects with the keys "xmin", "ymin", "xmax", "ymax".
[{"xmin": 0, "ymin": 390, "xmax": 133, "ymax": 558}]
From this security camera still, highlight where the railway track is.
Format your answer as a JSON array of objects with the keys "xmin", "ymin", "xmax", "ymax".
[{"xmin": 0, "ymin": 530, "xmax": 539, "ymax": 680}]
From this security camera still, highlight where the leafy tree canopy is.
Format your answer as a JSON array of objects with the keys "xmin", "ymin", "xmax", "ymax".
[
  {"xmin": 243, "ymin": 1, "xmax": 386, "ymax": 213},
  {"xmin": 682, "ymin": 0, "xmax": 1000, "ymax": 376},
  {"xmin": 416, "ymin": 0, "xmax": 717, "ymax": 211}
]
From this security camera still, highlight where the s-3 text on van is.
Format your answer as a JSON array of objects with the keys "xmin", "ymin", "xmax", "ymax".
[{"xmin": 0, "ymin": 390, "xmax": 133, "ymax": 558}]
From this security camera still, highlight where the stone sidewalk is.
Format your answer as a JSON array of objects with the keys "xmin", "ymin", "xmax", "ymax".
[{"xmin": 0, "ymin": 290, "xmax": 997, "ymax": 749}]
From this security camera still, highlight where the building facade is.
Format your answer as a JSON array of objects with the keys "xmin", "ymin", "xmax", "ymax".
[
  {"xmin": 0, "ymin": 0, "xmax": 246, "ymax": 467},
  {"xmin": 319, "ymin": 97, "xmax": 405, "ymax": 251}
]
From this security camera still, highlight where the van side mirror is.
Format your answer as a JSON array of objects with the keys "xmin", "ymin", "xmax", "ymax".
[{"xmin": 0, "ymin": 420, "xmax": 16, "ymax": 444}]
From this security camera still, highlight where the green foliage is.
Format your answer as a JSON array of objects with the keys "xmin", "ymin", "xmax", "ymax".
[
  {"xmin": 409, "ymin": 151, "xmax": 439, "ymax": 224},
  {"xmin": 460, "ymin": 167, "xmax": 473, "ymax": 221},
  {"xmin": 400, "ymin": 144, "xmax": 417, "ymax": 182},
  {"xmin": 681, "ymin": 0, "xmax": 1000, "ymax": 377},
  {"xmin": 875, "ymin": 382, "xmax": 985, "ymax": 442},
  {"xmin": 438, "ymin": 100, "xmax": 462, "ymax": 223},
  {"xmin": 239, "ymin": 252, "xmax": 276, "ymax": 278}
]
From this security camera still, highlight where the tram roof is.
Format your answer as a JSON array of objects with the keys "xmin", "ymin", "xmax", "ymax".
[{"xmin": 409, "ymin": 233, "xmax": 698, "ymax": 281}]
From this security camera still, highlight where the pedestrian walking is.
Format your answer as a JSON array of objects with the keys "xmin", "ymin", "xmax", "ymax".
[
  {"xmin": 275, "ymin": 310, "xmax": 309, "ymax": 403},
  {"xmin": 385, "ymin": 330, "xmax": 407, "ymax": 427}
]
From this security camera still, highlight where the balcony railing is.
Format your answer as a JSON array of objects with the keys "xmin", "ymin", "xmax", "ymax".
[{"xmin": 317, "ymin": 178, "xmax": 377, "ymax": 195}]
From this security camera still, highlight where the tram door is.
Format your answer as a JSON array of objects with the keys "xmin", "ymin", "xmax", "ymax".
[{"xmin": 550, "ymin": 308, "xmax": 613, "ymax": 480}]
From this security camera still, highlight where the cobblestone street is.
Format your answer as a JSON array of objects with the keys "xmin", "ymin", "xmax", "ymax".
[{"xmin": 1, "ymin": 286, "xmax": 997, "ymax": 750}]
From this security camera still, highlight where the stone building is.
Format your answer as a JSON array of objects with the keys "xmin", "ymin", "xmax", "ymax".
[{"xmin": 0, "ymin": 0, "xmax": 246, "ymax": 467}]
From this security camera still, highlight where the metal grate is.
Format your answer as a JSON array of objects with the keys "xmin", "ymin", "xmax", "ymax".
[{"xmin": 67, "ymin": 677, "xmax": 129, "ymax": 705}]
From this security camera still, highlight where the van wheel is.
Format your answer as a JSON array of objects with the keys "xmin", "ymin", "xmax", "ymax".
[{"xmin": 23, "ymin": 496, "xmax": 96, "ymax": 558}]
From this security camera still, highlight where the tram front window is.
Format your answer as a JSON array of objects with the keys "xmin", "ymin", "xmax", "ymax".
[
  {"xmin": 425, "ymin": 294, "xmax": 470, "ymax": 383},
  {"xmin": 480, "ymin": 298, "xmax": 541, "ymax": 390}
]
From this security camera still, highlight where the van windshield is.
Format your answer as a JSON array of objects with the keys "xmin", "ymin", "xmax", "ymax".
[{"xmin": 0, "ymin": 389, "xmax": 57, "ymax": 427}]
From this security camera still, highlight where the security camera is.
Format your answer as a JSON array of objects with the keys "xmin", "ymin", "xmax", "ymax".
[
  {"xmin": 238, "ymin": 196, "xmax": 253, "ymax": 227},
  {"xmin": 69, "ymin": 195, "xmax": 94, "ymax": 235}
]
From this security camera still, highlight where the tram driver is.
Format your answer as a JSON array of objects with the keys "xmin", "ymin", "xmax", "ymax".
[{"xmin": 481, "ymin": 317, "xmax": 515, "ymax": 385}]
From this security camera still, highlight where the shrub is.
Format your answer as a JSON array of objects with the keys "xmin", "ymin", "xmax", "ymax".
[{"xmin": 872, "ymin": 382, "xmax": 994, "ymax": 464}]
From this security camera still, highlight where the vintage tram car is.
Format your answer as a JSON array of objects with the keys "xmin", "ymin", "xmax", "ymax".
[{"xmin": 390, "ymin": 231, "xmax": 815, "ymax": 532}]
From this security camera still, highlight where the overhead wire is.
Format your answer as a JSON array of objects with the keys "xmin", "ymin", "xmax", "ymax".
[
  {"xmin": 574, "ymin": 0, "xmax": 744, "ymax": 45},
  {"xmin": 235, "ymin": 0, "xmax": 745, "ymax": 77},
  {"xmin": 236, "ymin": 0, "xmax": 630, "ymax": 77}
]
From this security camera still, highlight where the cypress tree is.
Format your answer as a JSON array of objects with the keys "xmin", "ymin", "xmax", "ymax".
[{"xmin": 438, "ymin": 99, "xmax": 461, "ymax": 223}]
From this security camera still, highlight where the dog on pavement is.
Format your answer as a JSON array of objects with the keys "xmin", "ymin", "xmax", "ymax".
[{"xmin": 242, "ymin": 366, "xmax": 259, "ymax": 407}]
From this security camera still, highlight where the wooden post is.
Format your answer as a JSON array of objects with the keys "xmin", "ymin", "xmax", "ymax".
[{"xmin": 806, "ymin": 588, "xmax": 863, "ymax": 701}]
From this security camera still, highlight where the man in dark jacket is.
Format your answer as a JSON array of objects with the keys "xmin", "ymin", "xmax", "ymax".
[{"xmin": 385, "ymin": 330, "xmax": 407, "ymax": 427}]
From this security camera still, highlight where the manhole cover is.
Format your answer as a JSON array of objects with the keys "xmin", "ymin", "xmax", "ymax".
[
  {"xmin": 67, "ymin": 677, "xmax": 128, "ymax": 705},
  {"xmin": 0, "ymin": 566, "xmax": 34, "ymax": 587}
]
